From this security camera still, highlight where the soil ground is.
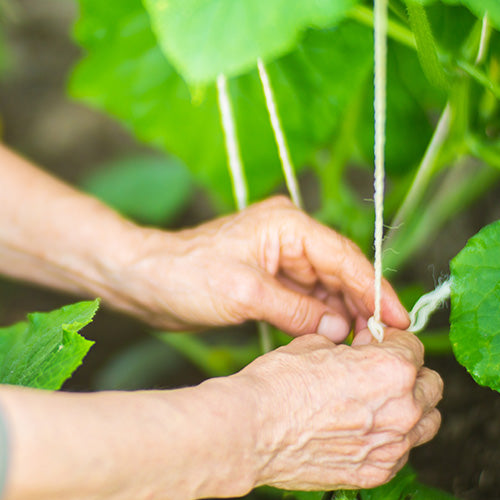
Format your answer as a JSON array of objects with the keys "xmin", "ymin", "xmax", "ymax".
[{"xmin": 0, "ymin": 1, "xmax": 499, "ymax": 499}]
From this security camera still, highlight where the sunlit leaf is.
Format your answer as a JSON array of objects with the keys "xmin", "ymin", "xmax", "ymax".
[
  {"xmin": 0, "ymin": 300, "xmax": 97, "ymax": 390},
  {"xmin": 143, "ymin": 0, "xmax": 359, "ymax": 85},
  {"xmin": 450, "ymin": 219, "xmax": 500, "ymax": 393}
]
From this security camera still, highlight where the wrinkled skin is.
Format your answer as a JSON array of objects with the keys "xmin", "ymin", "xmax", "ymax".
[
  {"xmin": 118, "ymin": 196, "xmax": 409, "ymax": 340},
  {"xmin": 0, "ymin": 147, "xmax": 443, "ymax": 499},
  {"xmin": 234, "ymin": 329, "xmax": 443, "ymax": 492}
]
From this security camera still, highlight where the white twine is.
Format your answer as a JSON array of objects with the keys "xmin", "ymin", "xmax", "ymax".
[
  {"xmin": 367, "ymin": 0, "xmax": 388, "ymax": 342},
  {"xmin": 217, "ymin": 74, "xmax": 273, "ymax": 353},
  {"xmin": 257, "ymin": 59, "xmax": 303, "ymax": 209},
  {"xmin": 408, "ymin": 279, "xmax": 452, "ymax": 333},
  {"xmin": 216, "ymin": 74, "xmax": 248, "ymax": 210},
  {"xmin": 476, "ymin": 13, "xmax": 489, "ymax": 65}
]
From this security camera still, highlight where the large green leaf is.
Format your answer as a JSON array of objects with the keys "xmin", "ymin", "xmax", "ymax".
[
  {"xmin": 70, "ymin": 0, "xmax": 373, "ymax": 208},
  {"xmin": 450, "ymin": 220, "xmax": 500, "ymax": 393},
  {"xmin": 0, "ymin": 300, "xmax": 97, "ymax": 390},
  {"xmin": 142, "ymin": 0, "xmax": 359, "ymax": 85},
  {"xmin": 454, "ymin": 0, "xmax": 500, "ymax": 31},
  {"xmin": 416, "ymin": 0, "xmax": 500, "ymax": 31},
  {"xmin": 81, "ymin": 154, "xmax": 193, "ymax": 225},
  {"xmin": 360, "ymin": 465, "xmax": 457, "ymax": 500}
]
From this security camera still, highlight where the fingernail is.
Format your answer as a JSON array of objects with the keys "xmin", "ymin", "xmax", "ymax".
[{"xmin": 317, "ymin": 314, "xmax": 350, "ymax": 343}]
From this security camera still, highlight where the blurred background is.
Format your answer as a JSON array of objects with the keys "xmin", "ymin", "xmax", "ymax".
[{"xmin": 0, "ymin": 1, "xmax": 499, "ymax": 499}]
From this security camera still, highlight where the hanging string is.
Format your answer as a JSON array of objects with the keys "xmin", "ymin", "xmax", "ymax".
[
  {"xmin": 216, "ymin": 74, "xmax": 249, "ymax": 210},
  {"xmin": 476, "ymin": 13, "xmax": 490, "ymax": 65},
  {"xmin": 216, "ymin": 74, "xmax": 273, "ymax": 353},
  {"xmin": 257, "ymin": 59, "xmax": 303, "ymax": 209},
  {"xmin": 368, "ymin": 0, "xmax": 389, "ymax": 343}
]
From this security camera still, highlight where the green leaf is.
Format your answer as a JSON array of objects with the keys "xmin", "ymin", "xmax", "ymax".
[
  {"xmin": 0, "ymin": 300, "xmax": 97, "ymax": 390},
  {"xmin": 450, "ymin": 219, "xmax": 500, "ymax": 393},
  {"xmin": 143, "ymin": 0, "xmax": 360, "ymax": 85},
  {"xmin": 455, "ymin": 0, "xmax": 500, "ymax": 32},
  {"xmin": 70, "ymin": 0, "xmax": 373, "ymax": 207},
  {"xmin": 360, "ymin": 465, "xmax": 457, "ymax": 500},
  {"xmin": 81, "ymin": 154, "xmax": 193, "ymax": 225},
  {"xmin": 416, "ymin": 0, "xmax": 500, "ymax": 31}
]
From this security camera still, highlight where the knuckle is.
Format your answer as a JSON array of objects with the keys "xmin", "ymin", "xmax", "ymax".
[
  {"xmin": 232, "ymin": 274, "xmax": 264, "ymax": 311},
  {"xmin": 405, "ymin": 401, "xmax": 423, "ymax": 431},
  {"xmin": 288, "ymin": 296, "xmax": 315, "ymax": 333},
  {"xmin": 395, "ymin": 357, "xmax": 418, "ymax": 389},
  {"xmin": 264, "ymin": 195, "xmax": 294, "ymax": 209}
]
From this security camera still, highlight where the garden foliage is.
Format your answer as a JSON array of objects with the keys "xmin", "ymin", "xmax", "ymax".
[
  {"xmin": 0, "ymin": 300, "xmax": 97, "ymax": 390},
  {"xmin": 69, "ymin": 0, "xmax": 500, "ymax": 497}
]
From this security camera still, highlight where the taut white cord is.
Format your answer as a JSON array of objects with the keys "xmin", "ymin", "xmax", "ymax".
[
  {"xmin": 476, "ymin": 13, "xmax": 490, "ymax": 65},
  {"xmin": 217, "ymin": 74, "xmax": 273, "ymax": 353},
  {"xmin": 368, "ymin": 0, "xmax": 388, "ymax": 342},
  {"xmin": 217, "ymin": 74, "xmax": 248, "ymax": 210},
  {"xmin": 257, "ymin": 58, "xmax": 303, "ymax": 209},
  {"xmin": 408, "ymin": 279, "xmax": 451, "ymax": 332}
]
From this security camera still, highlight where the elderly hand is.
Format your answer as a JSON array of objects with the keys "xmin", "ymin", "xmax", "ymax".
[
  {"xmin": 233, "ymin": 329, "xmax": 443, "ymax": 492},
  {"xmin": 115, "ymin": 196, "xmax": 409, "ymax": 339}
]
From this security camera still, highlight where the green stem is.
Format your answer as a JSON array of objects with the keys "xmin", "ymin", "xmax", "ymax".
[
  {"xmin": 349, "ymin": 5, "xmax": 499, "ymax": 98},
  {"xmin": 384, "ymin": 102, "xmax": 452, "ymax": 245},
  {"xmin": 384, "ymin": 160, "xmax": 500, "ymax": 271},
  {"xmin": 405, "ymin": 0, "xmax": 450, "ymax": 89},
  {"xmin": 457, "ymin": 60, "xmax": 500, "ymax": 99},
  {"xmin": 257, "ymin": 321, "xmax": 273, "ymax": 353}
]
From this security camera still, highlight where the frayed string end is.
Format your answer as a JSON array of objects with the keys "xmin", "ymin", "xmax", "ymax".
[{"xmin": 408, "ymin": 279, "xmax": 452, "ymax": 333}]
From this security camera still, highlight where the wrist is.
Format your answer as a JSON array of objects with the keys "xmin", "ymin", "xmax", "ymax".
[{"xmin": 174, "ymin": 374, "xmax": 262, "ymax": 498}]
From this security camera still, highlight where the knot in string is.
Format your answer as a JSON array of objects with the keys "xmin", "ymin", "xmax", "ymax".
[{"xmin": 367, "ymin": 316, "xmax": 385, "ymax": 343}]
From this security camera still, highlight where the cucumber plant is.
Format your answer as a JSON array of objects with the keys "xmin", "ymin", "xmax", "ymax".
[{"xmin": 68, "ymin": 0, "xmax": 500, "ymax": 498}]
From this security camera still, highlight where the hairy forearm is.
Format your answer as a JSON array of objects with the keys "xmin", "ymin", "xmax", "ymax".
[{"xmin": 0, "ymin": 378, "xmax": 259, "ymax": 500}]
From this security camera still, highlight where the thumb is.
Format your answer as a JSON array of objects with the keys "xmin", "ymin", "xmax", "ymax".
[{"xmin": 255, "ymin": 273, "xmax": 351, "ymax": 342}]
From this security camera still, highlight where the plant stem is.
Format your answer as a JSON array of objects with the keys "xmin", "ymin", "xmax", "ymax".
[
  {"xmin": 405, "ymin": 0, "xmax": 450, "ymax": 90},
  {"xmin": 457, "ymin": 60, "xmax": 500, "ymax": 99},
  {"xmin": 257, "ymin": 321, "xmax": 273, "ymax": 353},
  {"xmin": 384, "ymin": 160, "xmax": 500, "ymax": 271},
  {"xmin": 349, "ymin": 5, "xmax": 500, "ymax": 98},
  {"xmin": 385, "ymin": 102, "xmax": 451, "ymax": 245},
  {"xmin": 466, "ymin": 135, "xmax": 500, "ymax": 170}
]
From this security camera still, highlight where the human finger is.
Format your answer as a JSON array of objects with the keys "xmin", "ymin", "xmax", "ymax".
[
  {"xmin": 351, "ymin": 328, "xmax": 374, "ymax": 346},
  {"xmin": 252, "ymin": 271, "xmax": 351, "ymax": 341},
  {"xmin": 302, "ymin": 221, "xmax": 409, "ymax": 329},
  {"xmin": 408, "ymin": 408, "xmax": 442, "ymax": 447},
  {"xmin": 380, "ymin": 328, "xmax": 425, "ymax": 369},
  {"xmin": 413, "ymin": 367, "xmax": 443, "ymax": 415}
]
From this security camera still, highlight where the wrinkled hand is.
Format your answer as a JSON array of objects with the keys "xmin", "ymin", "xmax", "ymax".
[
  {"xmin": 236, "ymin": 329, "xmax": 442, "ymax": 491},
  {"xmin": 115, "ymin": 196, "xmax": 409, "ymax": 339}
]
